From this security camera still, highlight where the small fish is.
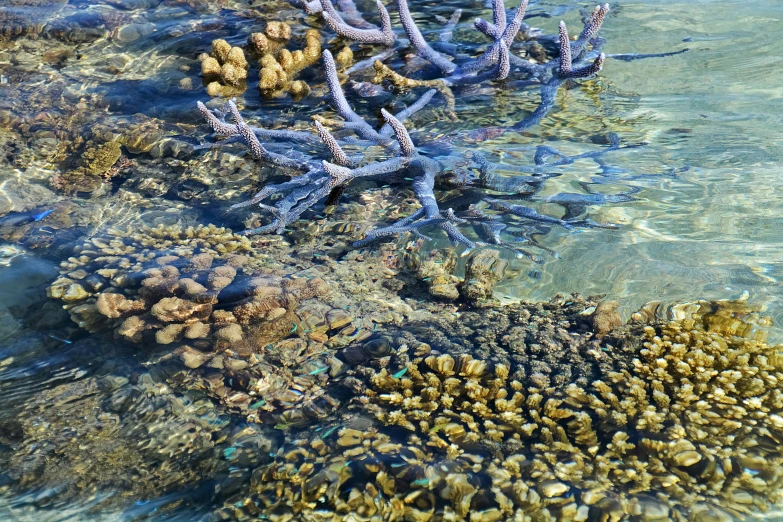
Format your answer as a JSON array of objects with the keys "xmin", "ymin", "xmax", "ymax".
[
  {"xmin": 249, "ymin": 400, "xmax": 266, "ymax": 410},
  {"xmin": 223, "ymin": 447, "xmax": 237, "ymax": 459},
  {"xmin": 392, "ymin": 367, "xmax": 408, "ymax": 379},
  {"xmin": 321, "ymin": 425, "xmax": 339, "ymax": 438},
  {"xmin": 32, "ymin": 209, "xmax": 53, "ymax": 221},
  {"xmin": 308, "ymin": 366, "xmax": 329, "ymax": 376},
  {"xmin": 48, "ymin": 334, "xmax": 72, "ymax": 344},
  {"xmin": 412, "ymin": 478, "xmax": 430, "ymax": 486}
]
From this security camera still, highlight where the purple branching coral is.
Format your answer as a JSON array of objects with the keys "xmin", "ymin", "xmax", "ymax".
[{"xmin": 197, "ymin": 0, "xmax": 686, "ymax": 255}]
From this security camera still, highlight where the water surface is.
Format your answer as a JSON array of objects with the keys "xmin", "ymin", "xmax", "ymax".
[{"xmin": 1, "ymin": 0, "xmax": 783, "ymax": 519}]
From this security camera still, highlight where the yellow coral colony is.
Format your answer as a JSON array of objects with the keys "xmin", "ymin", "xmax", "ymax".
[
  {"xmin": 200, "ymin": 38, "xmax": 250, "ymax": 97},
  {"xmin": 228, "ymin": 300, "xmax": 783, "ymax": 522},
  {"xmin": 257, "ymin": 26, "xmax": 323, "ymax": 100}
]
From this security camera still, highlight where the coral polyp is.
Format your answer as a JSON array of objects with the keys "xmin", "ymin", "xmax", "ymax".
[{"xmin": 197, "ymin": 0, "xmax": 686, "ymax": 253}]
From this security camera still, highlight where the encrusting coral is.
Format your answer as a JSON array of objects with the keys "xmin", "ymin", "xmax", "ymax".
[
  {"xmin": 195, "ymin": 0, "xmax": 687, "ymax": 256},
  {"xmin": 220, "ymin": 297, "xmax": 783, "ymax": 522},
  {"xmin": 459, "ymin": 248, "xmax": 508, "ymax": 307},
  {"xmin": 402, "ymin": 244, "xmax": 461, "ymax": 301},
  {"xmin": 50, "ymin": 140, "xmax": 128, "ymax": 194}
]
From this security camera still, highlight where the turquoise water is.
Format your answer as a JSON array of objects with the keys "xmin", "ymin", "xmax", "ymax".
[{"xmin": 2, "ymin": 0, "xmax": 783, "ymax": 520}]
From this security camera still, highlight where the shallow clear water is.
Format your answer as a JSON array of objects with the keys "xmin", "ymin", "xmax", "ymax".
[
  {"xmin": 494, "ymin": 1, "xmax": 783, "ymax": 323},
  {"xmin": 2, "ymin": 0, "xmax": 783, "ymax": 520}
]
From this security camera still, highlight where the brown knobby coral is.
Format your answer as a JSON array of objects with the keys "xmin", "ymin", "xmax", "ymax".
[
  {"xmin": 257, "ymin": 28, "xmax": 324, "ymax": 99},
  {"xmin": 47, "ymin": 223, "xmax": 294, "ymax": 345},
  {"xmin": 224, "ymin": 298, "xmax": 783, "ymax": 522},
  {"xmin": 200, "ymin": 38, "xmax": 250, "ymax": 97}
]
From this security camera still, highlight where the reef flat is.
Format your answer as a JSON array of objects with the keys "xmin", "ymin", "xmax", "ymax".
[{"xmin": 0, "ymin": 0, "xmax": 779, "ymax": 520}]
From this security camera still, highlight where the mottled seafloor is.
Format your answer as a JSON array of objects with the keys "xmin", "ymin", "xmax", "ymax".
[{"xmin": 2, "ymin": 0, "xmax": 783, "ymax": 521}]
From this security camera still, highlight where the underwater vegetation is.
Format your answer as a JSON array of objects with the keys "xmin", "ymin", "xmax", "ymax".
[
  {"xmin": 197, "ymin": 0, "xmax": 685, "ymax": 255},
  {"xmin": 221, "ymin": 297, "xmax": 783, "ymax": 522}
]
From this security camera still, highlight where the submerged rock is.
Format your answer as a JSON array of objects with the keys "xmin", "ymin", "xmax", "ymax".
[{"xmin": 0, "ymin": 0, "xmax": 67, "ymax": 41}]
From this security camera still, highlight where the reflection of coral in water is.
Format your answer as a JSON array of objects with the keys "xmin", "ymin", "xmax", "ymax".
[{"xmin": 226, "ymin": 298, "xmax": 783, "ymax": 522}]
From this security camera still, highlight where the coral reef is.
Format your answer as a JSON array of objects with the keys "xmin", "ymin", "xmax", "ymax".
[
  {"xmin": 197, "ymin": 0, "xmax": 685, "ymax": 255},
  {"xmin": 221, "ymin": 297, "xmax": 783, "ymax": 521},
  {"xmin": 0, "ymin": 335, "xmax": 239, "ymax": 515},
  {"xmin": 200, "ymin": 38, "xmax": 250, "ymax": 98},
  {"xmin": 0, "ymin": 0, "xmax": 67, "ymax": 40}
]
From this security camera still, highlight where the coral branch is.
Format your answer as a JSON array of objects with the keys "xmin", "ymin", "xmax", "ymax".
[
  {"xmin": 319, "ymin": 0, "xmax": 395, "ymax": 45},
  {"xmin": 396, "ymin": 0, "xmax": 457, "ymax": 74},
  {"xmin": 195, "ymin": 0, "xmax": 686, "ymax": 258}
]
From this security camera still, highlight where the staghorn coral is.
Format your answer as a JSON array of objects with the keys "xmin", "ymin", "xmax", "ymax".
[
  {"xmin": 196, "ymin": 0, "xmax": 686, "ymax": 257},
  {"xmin": 222, "ymin": 297, "xmax": 783, "ymax": 522},
  {"xmin": 200, "ymin": 38, "xmax": 250, "ymax": 98}
]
